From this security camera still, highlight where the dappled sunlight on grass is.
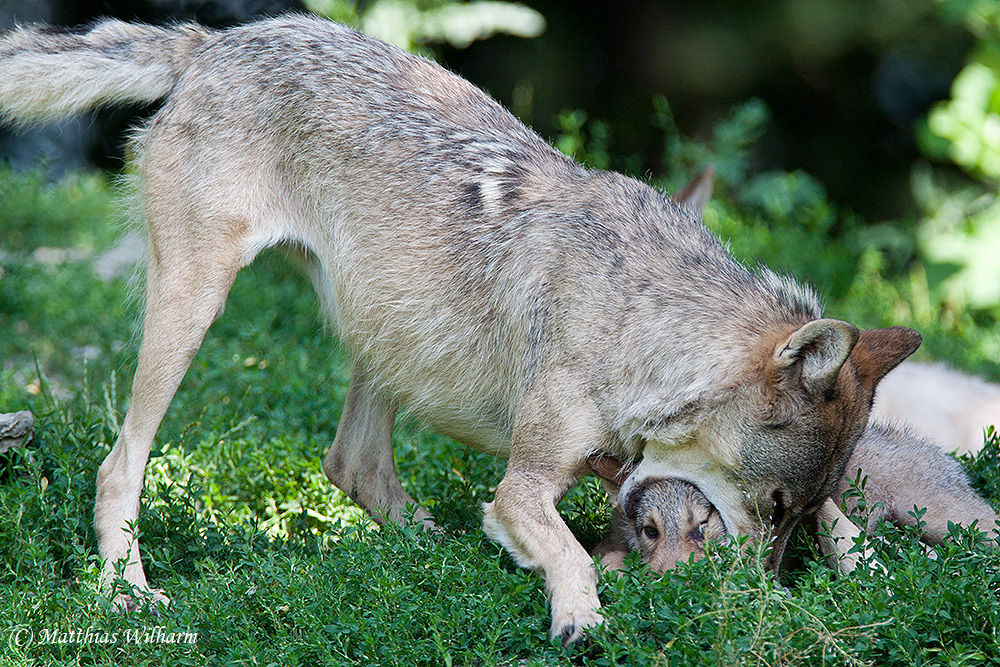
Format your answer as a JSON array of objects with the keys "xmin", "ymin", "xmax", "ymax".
[{"xmin": 1, "ymin": 70, "xmax": 999, "ymax": 660}]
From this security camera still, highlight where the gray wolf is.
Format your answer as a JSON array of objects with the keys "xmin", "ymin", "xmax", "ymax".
[
  {"xmin": 0, "ymin": 15, "xmax": 919, "ymax": 643},
  {"xmin": 591, "ymin": 420, "xmax": 998, "ymax": 574}
]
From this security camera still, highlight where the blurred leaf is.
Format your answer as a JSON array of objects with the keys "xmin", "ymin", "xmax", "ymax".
[
  {"xmin": 926, "ymin": 62, "xmax": 1000, "ymax": 180},
  {"xmin": 417, "ymin": 1, "xmax": 546, "ymax": 48},
  {"xmin": 919, "ymin": 194, "xmax": 1000, "ymax": 308},
  {"xmin": 302, "ymin": 0, "xmax": 359, "ymax": 24},
  {"xmin": 913, "ymin": 1, "xmax": 1000, "ymax": 312},
  {"xmin": 355, "ymin": 0, "xmax": 545, "ymax": 52}
]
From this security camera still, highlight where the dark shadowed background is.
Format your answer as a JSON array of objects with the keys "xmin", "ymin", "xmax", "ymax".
[{"xmin": 0, "ymin": 0, "xmax": 972, "ymax": 220}]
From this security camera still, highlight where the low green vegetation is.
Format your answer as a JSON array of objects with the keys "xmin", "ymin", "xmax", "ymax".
[
  {"xmin": 3, "ymin": 4, "xmax": 1000, "ymax": 657},
  {"xmin": 2, "ymin": 86, "xmax": 999, "ymax": 663}
]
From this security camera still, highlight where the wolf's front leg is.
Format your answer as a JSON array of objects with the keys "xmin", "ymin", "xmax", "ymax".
[
  {"xmin": 482, "ymin": 389, "xmax": 606, "ymax": 645},
  {"xmin": 483, "ymin": 464, "xmax": 602, "ymax": 645}
]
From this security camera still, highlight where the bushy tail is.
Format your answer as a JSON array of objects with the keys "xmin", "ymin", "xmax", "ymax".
[{"xmin": 0, "ymin": 19, "xmax": 211, "ymax": 123}]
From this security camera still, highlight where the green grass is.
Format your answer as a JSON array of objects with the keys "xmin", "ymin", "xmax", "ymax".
[{"xmin": 1, "ymin": 149, "xmax": 999, "ymax": 666}]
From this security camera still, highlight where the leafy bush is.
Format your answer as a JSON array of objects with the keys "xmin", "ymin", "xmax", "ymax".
[{"xmin": 912, "ymin": 0, "xmax": 1000, "ymax": 312}]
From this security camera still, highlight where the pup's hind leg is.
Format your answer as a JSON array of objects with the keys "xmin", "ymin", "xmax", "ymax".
[
  {"xmin": 95, "ymin": 214, "xmax": 244, "ymax": 608},
  {"xmin": 323, "ymin": 366, "xmax": 435, "ymax": 528},
  {"xmin": 891, "ymin": 487, "xmax": 999, "ymax": 544}
]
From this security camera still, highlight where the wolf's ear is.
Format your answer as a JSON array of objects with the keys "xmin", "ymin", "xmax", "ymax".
[
  {"xmin": 587, "ymin": 455, "xmax": 637, "ymax": 496},
  {"xmin": 771, "ymin": 319, "xmax": 859, "ymax": 396},
  {"xmin": 848, "ymin": 326, "xmax": 921, "ymax": 389},
  {"xmin": 672, "ymin": 166, "xmax": 714, "ymax": 218}
]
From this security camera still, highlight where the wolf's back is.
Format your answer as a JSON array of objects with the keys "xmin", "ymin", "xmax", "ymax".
[{"xmin": 0, "ymin": 20, "xmax": 211, "ymax": 123}]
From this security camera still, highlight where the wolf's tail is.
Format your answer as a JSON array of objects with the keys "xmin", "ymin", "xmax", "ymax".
[{"xmin": 0, "ymin": 20, "xmax": 211, "ymax": 123}]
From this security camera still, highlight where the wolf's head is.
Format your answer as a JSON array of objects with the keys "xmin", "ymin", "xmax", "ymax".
[
  {"xmin": 603, "ymin": 169, "xmax": 919, "ymax": 570},
  {"xmin": 615, "ymin": 320, "xmax": 921, "ymax": 570}
]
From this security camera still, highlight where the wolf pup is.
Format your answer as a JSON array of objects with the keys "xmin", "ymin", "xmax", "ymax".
[
  {"xmin": 0, "ymin": 15, "xmax": 920, "ymax": 643},
  {"xmin": 874, "ymin": 361, "xmax": 1000, "ymax": 456},
  {"xmin": 591, "ymin": 421, "xmax": 999, "ymax": 574}
]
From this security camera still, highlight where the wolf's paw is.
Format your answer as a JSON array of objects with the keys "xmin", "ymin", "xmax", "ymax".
[
  {"xmin": 551, "ymin": 607, "xmax": 603, "ymax": 647},
  {"xmin": 111, "ymin": 588, "xmax": 171, "ymax": 615}
]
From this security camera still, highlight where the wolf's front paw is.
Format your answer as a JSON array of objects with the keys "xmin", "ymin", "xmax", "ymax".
[
  {"xmin": 551, "ymin": 607, "xmax": 603, "ymax": 647},
  {"xmin": 111, "ymin": 588, "xmax": 171, "ymax": 614}
]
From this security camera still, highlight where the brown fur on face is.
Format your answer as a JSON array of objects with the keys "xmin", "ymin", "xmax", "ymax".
[
  {"xmin": 736, "ymin": 323, "xmax": 922, "ymax": 569},
  {"xmin": 593, "ymin": 420, "xmax": 998, "ymax": 574}
]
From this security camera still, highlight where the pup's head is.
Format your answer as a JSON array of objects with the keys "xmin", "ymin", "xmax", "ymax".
[
  {"xmin": 592, "ymin": 456, "xmax": 725, "ymax": 571},
  {"xmin": 619, "ymin": 320, "xmax": 922, "ymax": 571}
]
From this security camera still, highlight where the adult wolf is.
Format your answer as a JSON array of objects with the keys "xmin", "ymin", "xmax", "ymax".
[{"xmin": 0, "ymin": 15, "xmax": 919, "ymax": 643}]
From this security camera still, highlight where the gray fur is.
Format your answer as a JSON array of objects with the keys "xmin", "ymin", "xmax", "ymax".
[
  {"xmin": 0, "ymin": 15, "xmax": 920, "ymax": 643},
  {"xmin": 598, "ymin": 421, "xmax": 998, "ymax": 573},
  {"xmin": 0, "ymin": 20, "xmax": 210, "ymax": 122}
]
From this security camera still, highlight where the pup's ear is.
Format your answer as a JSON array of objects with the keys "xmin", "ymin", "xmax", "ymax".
[
  {"xmin": 672, "ymin": 166, "xmax": 714, "ymax": 218},
  {"xmin": 849, "ymin": 326, "xmax": 921, "ymax": 389},
  {"xmin": 771, "ymin": 319, "xmax": 859, "ymax": 396},
  {"xmin": 587, "ymin": 455, "xmax": 637, "ymax": 496}
]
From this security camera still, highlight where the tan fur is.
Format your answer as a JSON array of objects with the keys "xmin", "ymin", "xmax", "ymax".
[
  {"xmin": 874, "ymin": 361, "xmax": 1000, "ymax": 455},
  {"xmin": 1, "ymin": 16, "xmax": 919, "ymax": 643},
  {"xmin": 596, "ymin": 421, "xmax": 998, "ymax": 574}
]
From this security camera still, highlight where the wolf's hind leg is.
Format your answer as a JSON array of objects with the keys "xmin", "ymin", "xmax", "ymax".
[
  {"xmin": 323, "ymin": 366, "xmax": 435, "ymax": 528},
  {"xmin": 95, "ymin": 226, "xmax": 243, "ymax": 608}
]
